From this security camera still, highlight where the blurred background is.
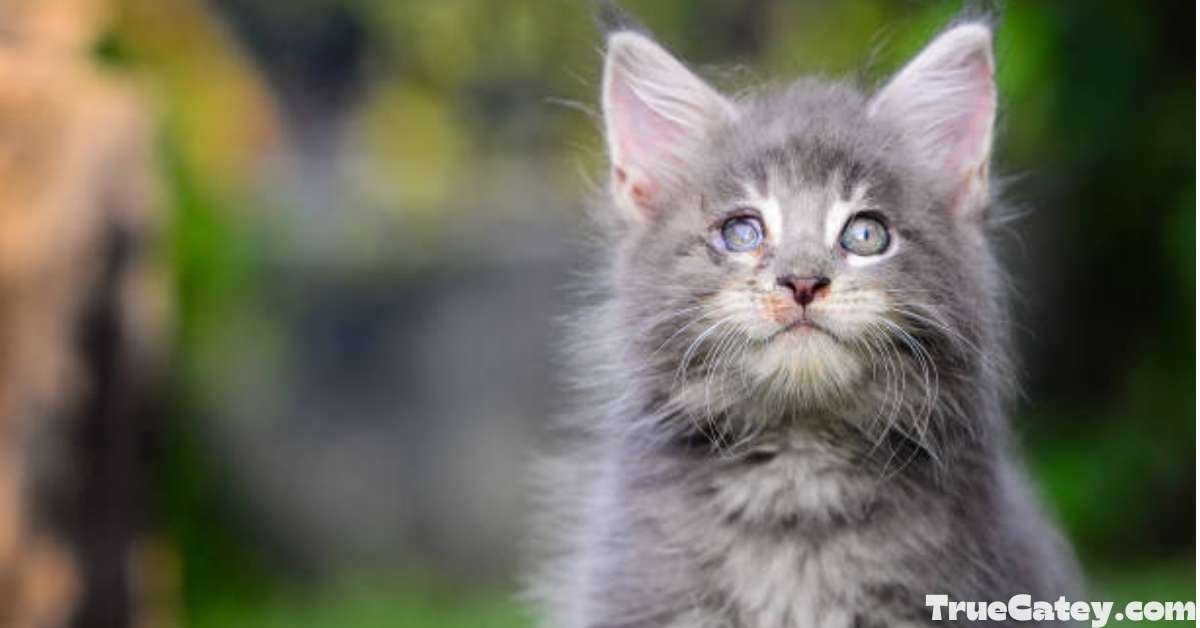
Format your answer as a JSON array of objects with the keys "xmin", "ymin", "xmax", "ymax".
[{"xmin": 0, "ymin": 1, "xmax": 1191, "ymax": 626}]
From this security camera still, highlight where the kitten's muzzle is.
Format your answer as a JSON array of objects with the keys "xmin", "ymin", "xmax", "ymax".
[{"xmin": 776, "ymin": 275, "xmax": 831, "ymax": 307}]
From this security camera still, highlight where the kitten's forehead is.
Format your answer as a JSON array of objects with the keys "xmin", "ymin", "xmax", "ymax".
[
  {"xmin": 711, "ymin": 153, "xmax": 861, "ymax": 210},
  {"xmin": 709, "ymin": 149, "xmax": 880, "ymax": 228},
  {"xmin": 713, "ymin": 82, "xmax": 900, "ymax": 194},
  {"xmin": 702, "ymin": 85, "xmax": 909, "ymax": 247}
]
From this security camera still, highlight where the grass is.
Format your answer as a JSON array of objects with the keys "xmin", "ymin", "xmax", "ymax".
[
  {"xmin": 191, "ymin": 577, "xmax": 532, "ymax": 628},
  {"xmin": 185, "ymin": 559, "xmax": 1194, "ymax": 628}
]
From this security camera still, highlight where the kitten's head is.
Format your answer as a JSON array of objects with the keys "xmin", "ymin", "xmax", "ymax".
[{"xmin": 599, "ymin": 23, "xmax": 1005, "ymax": 437}]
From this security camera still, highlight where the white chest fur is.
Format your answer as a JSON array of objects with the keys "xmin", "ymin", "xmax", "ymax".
[
  {"xmin": 715, "ymin": 532, "xmax": 853, "ymax": 628},
  {"xmin": 697, "ymin": 446, "xmax": 883, "ymax": 627}
]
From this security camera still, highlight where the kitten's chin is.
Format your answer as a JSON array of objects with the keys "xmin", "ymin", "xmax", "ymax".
[{"xmin": 747, "ymin": 330, "xmax": 864, "ymax": 404}]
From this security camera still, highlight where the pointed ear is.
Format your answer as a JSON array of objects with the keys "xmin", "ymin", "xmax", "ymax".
[
  {"xmin": 602, "ymin": 31, "xmax": 736, "ymax": 219},
  {"xmin": 869, "ymin": 23, "xmax": 996, "ymax": 216}
]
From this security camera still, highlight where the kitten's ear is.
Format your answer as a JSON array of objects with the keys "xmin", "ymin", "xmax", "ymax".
[
  {"xmin": 603, "ymin": 31, "xmax": 735, "ymax": 219},
  {"xmin": 869, "ymin": 23, "xmax": 996, "ymax": 216}
]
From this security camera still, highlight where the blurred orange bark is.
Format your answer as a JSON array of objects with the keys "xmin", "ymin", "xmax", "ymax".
[{"xmin": 0, "ymin": 1, "xmax": 171, "ymax": 626}]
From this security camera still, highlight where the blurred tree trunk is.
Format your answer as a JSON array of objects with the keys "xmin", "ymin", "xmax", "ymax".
[{"xmin": 0, "ymin": 2, "xmax": 172, "ymax": 627}]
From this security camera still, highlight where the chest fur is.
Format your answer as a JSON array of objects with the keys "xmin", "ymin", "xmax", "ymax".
[{"xmin": 695, "ymin": 451, "xmax": 883, "ymax": 627}]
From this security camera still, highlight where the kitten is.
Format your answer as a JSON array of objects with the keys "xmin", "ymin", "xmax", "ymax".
[{"xmin": 532, "ymin": 11, "xmax": 1083, "ymax": 628}]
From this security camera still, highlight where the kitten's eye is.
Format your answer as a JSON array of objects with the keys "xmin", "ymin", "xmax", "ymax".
[
  {"xmin": 721, "ymin": 216, "xmax": 764, "ymax": 252},
  {"xmin": 839, "ymin": 215, "xmax": 890, "ymax": 256}
]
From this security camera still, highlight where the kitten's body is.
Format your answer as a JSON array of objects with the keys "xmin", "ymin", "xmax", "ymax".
[{"xmin": 534, "ymin": 15, "xmax": 1081, "ymax": 628}]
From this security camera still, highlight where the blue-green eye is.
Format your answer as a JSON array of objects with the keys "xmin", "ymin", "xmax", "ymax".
[
  {"xmin": 839, "ymin": 215, "xmax": 890, "ymax": 256},
  {"xmin": 721, "ymin": 216, "xmax": 764, "ymax": 252}
]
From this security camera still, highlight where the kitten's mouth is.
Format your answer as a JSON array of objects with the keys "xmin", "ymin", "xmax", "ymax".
[{"xmin": 772, "ymin": 316, "xmax": 836, "ymax": 341}]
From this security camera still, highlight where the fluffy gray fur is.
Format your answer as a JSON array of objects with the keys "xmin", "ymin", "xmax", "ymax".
[{"xmin": 531, "ymin": 13, "xmax": 1082, "ymax": 628}]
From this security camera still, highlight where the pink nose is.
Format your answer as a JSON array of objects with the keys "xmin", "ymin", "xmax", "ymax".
[{"xmin": 777, "ymin": 275, "xmax": 831, "ymax": 306}]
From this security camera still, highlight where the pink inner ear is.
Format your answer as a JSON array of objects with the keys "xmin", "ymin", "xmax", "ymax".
[
  {"xmin": 948, "ymin": 57, "xmax": 995, "ymax": 178},
  {"xmin": 608, "ymin": 67, "xmax": 687, "ymax": 178},
  {"xmin": 601, "ymin": 32, "xmax": 736, "ymax": 214},
  {"xmin": 869, "ymin": 24, "xmax": 997, "ymax": 193}
]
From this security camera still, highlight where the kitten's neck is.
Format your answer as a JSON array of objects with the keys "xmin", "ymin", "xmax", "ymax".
[{"xmin": 625, "ymin": 374, "xmax": 1002, "ymax": 483}]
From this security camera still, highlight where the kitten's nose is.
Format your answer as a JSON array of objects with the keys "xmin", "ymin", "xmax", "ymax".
[{"xmin": 777, "ymin": 275, "xmax": 831, "ymax": 307}]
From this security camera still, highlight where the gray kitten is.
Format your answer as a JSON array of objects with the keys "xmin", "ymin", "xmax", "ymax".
[{"xmin": 532, "ymin": 14, "xmax": 1083, "ymax": 628}]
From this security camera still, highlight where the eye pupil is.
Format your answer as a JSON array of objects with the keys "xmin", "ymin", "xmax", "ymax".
[
  {"xmin": 839, "ymin": 215, "xmax": 890, "ymax": 256},
  {"xmin": 721, "ymin": 217, "xmax": 764, "ymax": 252}
]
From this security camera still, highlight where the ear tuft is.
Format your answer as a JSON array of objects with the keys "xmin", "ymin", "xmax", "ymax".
[
  {"xmin": 602, "ymin": 31, "xmax": 734, "ymax": 219},
  {"xmin": 869, "ymin": 23, "xmax": 996, "ymax": 215},
  {"xmin": 596, "ymin": 1, "xmax": 644, "ymax": 37}
]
